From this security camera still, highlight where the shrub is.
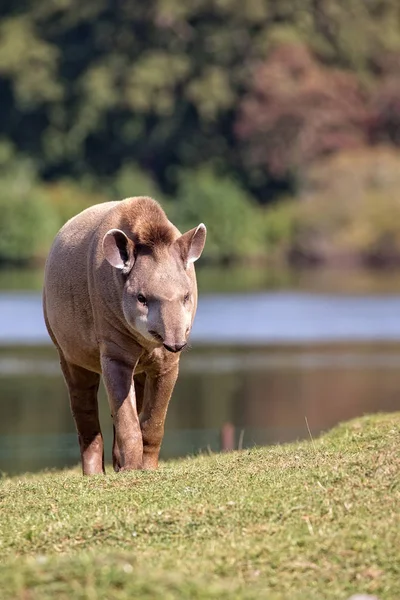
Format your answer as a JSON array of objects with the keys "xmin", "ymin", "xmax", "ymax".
[
  {"xmin": 262, "ymin": 200, "xmax": 297, "ymax": 261},
  {"xmin": 169, "ymin": 167, "xmax": 265, "ymax": 262},
  {"xmin": 43, "ymin": 165, "xmax": 163, "ymax": 235},
  {"xmin": 291, "ymin": 147, "xmax": 400, "ymax": 264},
  {"xmin": 0, "ymin": 163, "xmax": 58, "ymax": 263},
  {"xmin": 43, "ymin": 179, "xmax": 108, "ymax": 228},
  {"xmin": 106, "ymin": 163, "xmax": 164, "ymax": 203}
]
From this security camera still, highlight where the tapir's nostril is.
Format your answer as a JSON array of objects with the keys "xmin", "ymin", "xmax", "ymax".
[
  {"xmin": 163, "ymin": 342, "xmax": 187, "ymax": 353},
  {"xmin": 174, "ymin": 342, "xmax": 187, "ymax": 352}
]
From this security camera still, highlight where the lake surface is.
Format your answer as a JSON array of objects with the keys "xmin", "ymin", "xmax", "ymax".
[
  {"xmin": 1, "ymin": 267, "xmax": 400, "ymax": 474},
  {"xmin": 2, "ymin": 291, "xmax": 400, "ymax": 345}
]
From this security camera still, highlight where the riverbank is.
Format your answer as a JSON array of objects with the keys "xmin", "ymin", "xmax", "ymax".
[{"xmin": 0, "ymin": 414, "xmax": 399, "ymax": 599}]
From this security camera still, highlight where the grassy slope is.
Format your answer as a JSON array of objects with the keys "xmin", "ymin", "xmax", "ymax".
[{"xmin": 0, "ymin": 414, "xmax": 399, "ymax": 599}]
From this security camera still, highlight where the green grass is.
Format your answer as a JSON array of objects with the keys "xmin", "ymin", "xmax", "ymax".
[{"xmin": 0, "ymin": 414, "xmax": 399, "ymax": 599}]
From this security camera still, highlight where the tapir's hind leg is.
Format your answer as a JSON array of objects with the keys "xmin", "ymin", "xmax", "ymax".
[
  {"xmin": 112, "ymin": 372, "xmax": 146, "ymax": 472},
  {"xmin": 59, "ymin": 355, "xmax": 104, "ymax": 475}
]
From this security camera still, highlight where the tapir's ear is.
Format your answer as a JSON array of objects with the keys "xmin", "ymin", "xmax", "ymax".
[
  {"xmin": 177, "ymin": 223, "xmax": 207, "ymax": 268},
  {"xmin": 102, "ymin": 229, "xmax": 135, "ymax": 273}
]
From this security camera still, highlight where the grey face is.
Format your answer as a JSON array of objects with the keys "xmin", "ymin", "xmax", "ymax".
[
  {"xmin": 102, "ymin": 223, "xmax": 206, "ymax": 353},
  {"xmin": 122, "ymin": 250, "xmax": 194, "ymax": 352}
]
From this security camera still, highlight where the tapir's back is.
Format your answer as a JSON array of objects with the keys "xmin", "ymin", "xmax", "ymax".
[{"xmin": 43, "ymin": 201, "xmax": 119, "ymax": 370}]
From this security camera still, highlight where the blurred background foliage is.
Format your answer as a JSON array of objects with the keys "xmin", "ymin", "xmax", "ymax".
[{"xmin": 1, "ymin": 0, "xmax": 400, "ymax": 265}]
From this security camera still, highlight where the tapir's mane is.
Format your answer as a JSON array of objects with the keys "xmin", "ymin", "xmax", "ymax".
[
  {"xmin": 136, "ymin": 222, "xmax": 175, "ymax": 249},
  {"xmin": 121, "ymin": 196, "xmax": 176, "ymax": 250}
]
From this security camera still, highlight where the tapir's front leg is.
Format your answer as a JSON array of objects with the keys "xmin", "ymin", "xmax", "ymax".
[
  {"xmin": 112, "ymin": 373, "xmax": 146, "ymax": 472},
  {"xmin": 101, "ymin": 354, "xmax": 143, "ymax": 470},
  {"xmin": 140, "ymin": 363, "xmax": 179, "ymax": 470}
]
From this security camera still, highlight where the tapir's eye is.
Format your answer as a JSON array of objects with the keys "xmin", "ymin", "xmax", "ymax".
[
  {"xmin": 137, "ymin": 293, "xmax": 147, "ymax": 306},
  {"xmin": 183, "ymin": 293, "xmax": 190, "ymax": 304}
]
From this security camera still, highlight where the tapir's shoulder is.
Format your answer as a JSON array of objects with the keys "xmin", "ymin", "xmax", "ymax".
[{"xmin": 59, "ymin": 200, "xmax": 120, "ymax": 236}]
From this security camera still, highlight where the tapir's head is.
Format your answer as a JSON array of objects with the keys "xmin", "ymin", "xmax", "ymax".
[{"xmin": 102, "ymin": 223, "xmax": 206, "ymax": 352}]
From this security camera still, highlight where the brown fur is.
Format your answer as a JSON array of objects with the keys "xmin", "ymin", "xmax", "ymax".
[
  {"xmin": 43, "ymin": 196, "xmax": 206, "ymax": 474},
  {"xmin": 120, "ymin": 196, "xmax": 176, "ymax": 249}
]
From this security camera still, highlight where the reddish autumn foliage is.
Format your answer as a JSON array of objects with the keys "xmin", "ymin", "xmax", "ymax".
[{"xmin": 235, "ymin": 44, "xmax": 370, "ymax": 177}]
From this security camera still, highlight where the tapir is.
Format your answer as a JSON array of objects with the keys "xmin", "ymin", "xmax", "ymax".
[{"xmin": 43, "ymin": 196, "xmax": 206, "ymax": 475}]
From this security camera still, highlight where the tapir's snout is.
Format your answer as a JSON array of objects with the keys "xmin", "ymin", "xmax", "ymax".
[
  {"xmin": 149, "ymin": 330, "xmax": 187, "ymax": 352},
  {"xmin": 163, "ymin": 342, "xmax": 187, "ymax": 353},
  {"xmin": 149, "ymin": 320, "xmax": 190, "ymax": 352}
]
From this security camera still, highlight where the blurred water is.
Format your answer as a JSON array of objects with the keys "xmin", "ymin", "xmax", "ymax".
[
  {"xmin": 1, "ymin": 291, "xmax": 400, "ymax": 345},
  {"xmin": 1, "ymin": 342, "xmax": 400, "ymax": 474},
  {"xmin": 1, "ymin": 267, "xmax": 400, "ymax": 474}
]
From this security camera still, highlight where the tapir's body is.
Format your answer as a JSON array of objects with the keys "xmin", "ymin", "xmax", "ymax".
[{"xmin": 43, "ymin": 197, "xmax": 206, "ymax": 474}]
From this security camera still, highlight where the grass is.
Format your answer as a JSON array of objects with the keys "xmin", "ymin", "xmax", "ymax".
[{"xmin": 0, "ymin": 414, "xmax": 399, "ymax": 599}]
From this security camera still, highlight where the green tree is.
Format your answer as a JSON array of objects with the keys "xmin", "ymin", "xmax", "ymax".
[
  {"xmin": 170, "ymin": 168, "xmax": 265, "ymax": 261},
  {"xmin": 0, "ymin": 157, "xmax": 58, "ymax": 263},
  {"xmin": 0, "ymin": 0, "xmax": 400, "ymax": 201}
]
